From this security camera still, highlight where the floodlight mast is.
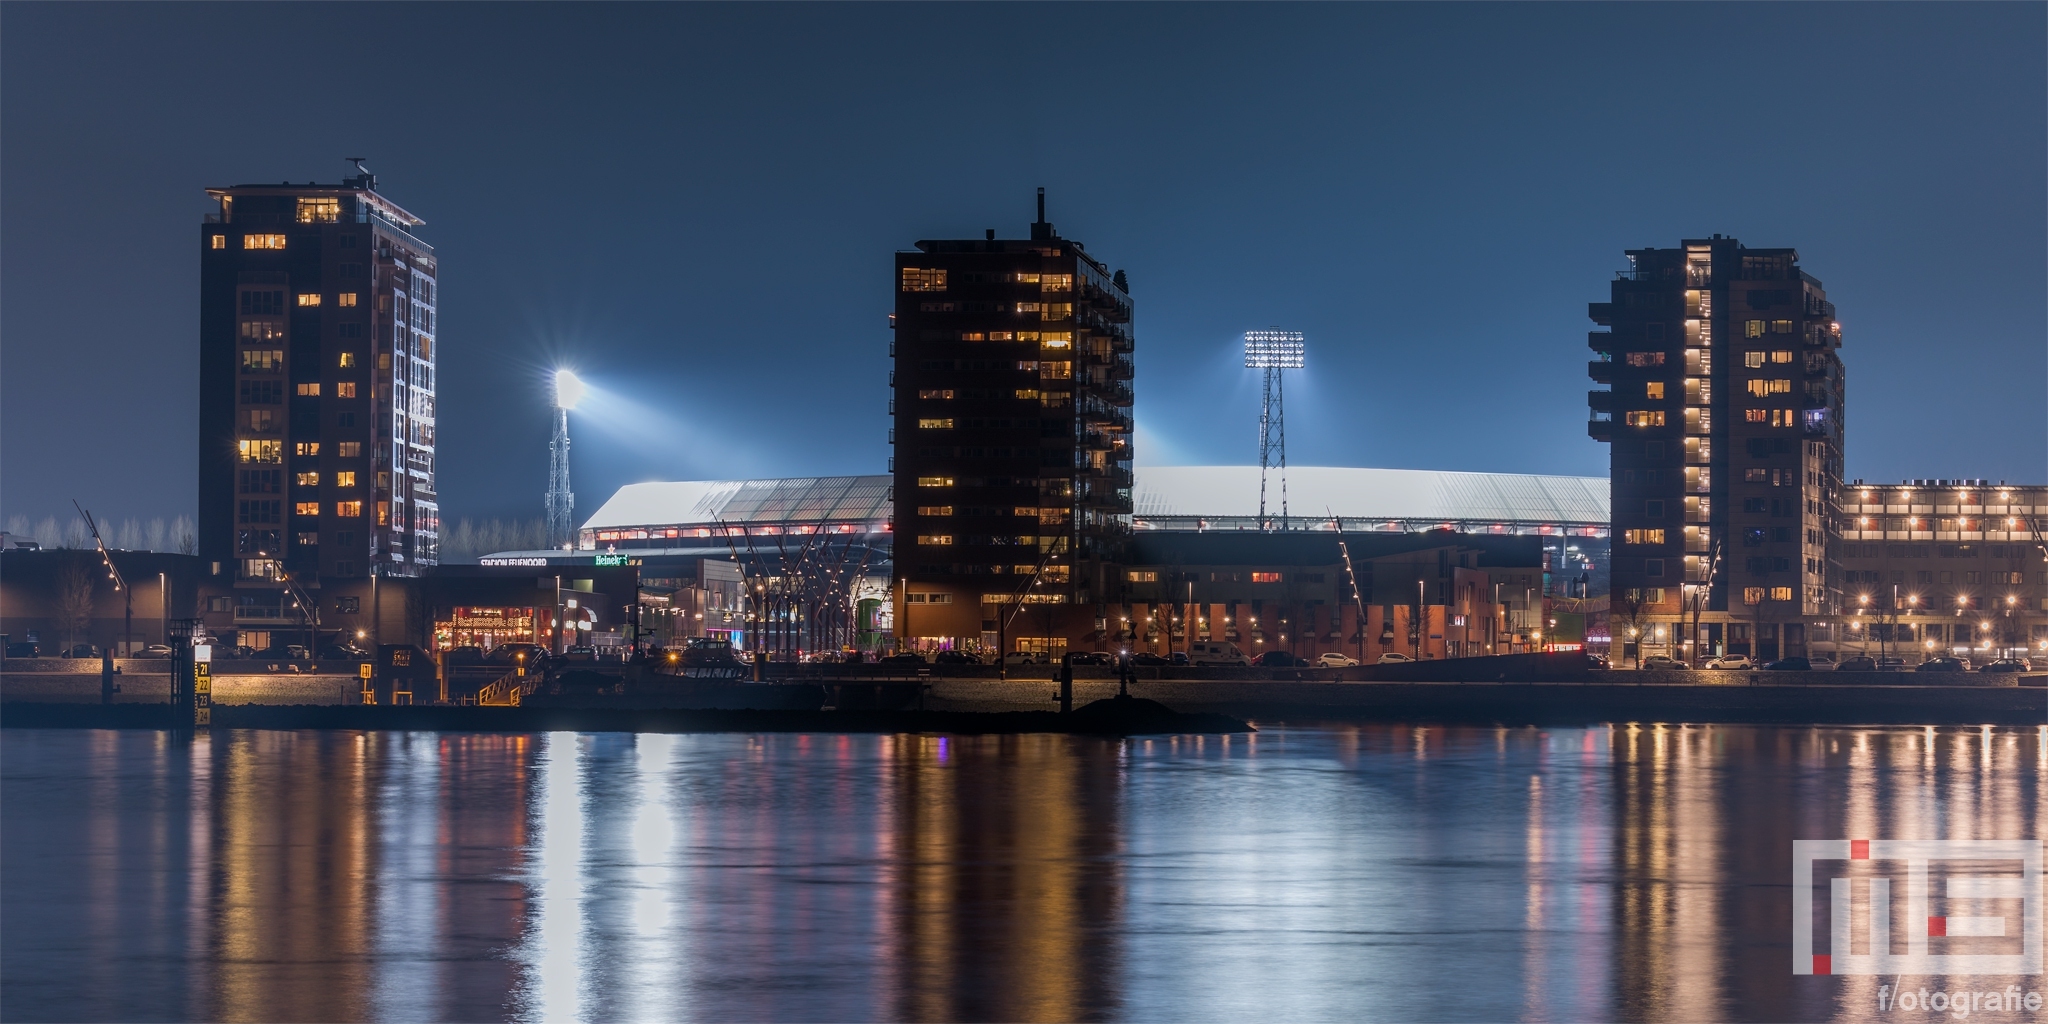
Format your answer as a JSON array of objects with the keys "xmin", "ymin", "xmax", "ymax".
[
  {"xmin": 545, "ymin": 371, "xmax": 581, "ymax": 550},
  {"xmin": 1244, "ymin": 329, "xmax": 1305, "ymax": 529}
]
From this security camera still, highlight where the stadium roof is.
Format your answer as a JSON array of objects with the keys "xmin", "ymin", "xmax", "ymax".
[
  {"xmin": 582, "ymin": 476, "xmax": 892, "ymax": 532},
  {"xmin": 1133, "ymin": 466, "xmax": 1609, "ymax": 528},
  {"xmin": 580, "ymin": 466, "xmax": 1608, "ymax": 535}
]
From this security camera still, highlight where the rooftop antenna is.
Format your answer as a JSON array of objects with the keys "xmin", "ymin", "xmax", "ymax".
[
  {"xmin": 1244, "ymin": 329, "xmax": 1305, "ymax": 530},
  {"xmin": 1031, "ymin": 187, "xmax": 1054, "ymax": 241},
  {"xmin": 347, "ymin": 157, "xmax": 369, "ymax": 175}
]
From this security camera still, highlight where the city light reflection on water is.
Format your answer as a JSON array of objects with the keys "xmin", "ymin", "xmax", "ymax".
[{"xmin": 2, "ymin": 723, "xmax": 2039, "ymax": 1022}]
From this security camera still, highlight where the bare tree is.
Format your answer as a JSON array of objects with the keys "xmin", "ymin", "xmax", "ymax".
[
  {"xmin": 146, "ymin": 518, "xmax": 168, "ymax": 552},
  {"xmin": 173, "ymin": 516, "xmax": 196, "ymax": 556},
  {"xmin": 56, "ymin": 560, "xmax": 97, "ymax": 652},
  {"xmin": 1611, "ymin": 590, "xmax": 1648, "ymax": 668}
]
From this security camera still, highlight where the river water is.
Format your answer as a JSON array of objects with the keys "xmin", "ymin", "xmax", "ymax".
[{"xmin": 2, "ymin": 723, "xmax": 2041, "ymax": 1023}]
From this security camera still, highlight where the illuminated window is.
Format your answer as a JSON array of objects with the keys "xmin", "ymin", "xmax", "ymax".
[
  {"xmin": 1040, "ymin": 361, "xmax": 1072, "ymax": 380},
  {"xmin": 1770, "ymin": 586, "xmax": 1794, "ymax": 601},
  {"xmin": 1771, "ymin": 320, "xmax": 1793, "ymax": 334},
  {"xmin": 336, "ymin": 442, "xmax": 361, "ymax": 458},
  {"xmin": 1624, "ymin": 352, "xmax": 1664, "ymax": 367},
  {"xmin": 1743, "ymin": 587, "xmax": 1764, "ymax": 605},
  {"xmin": 1624, "ymin": 410, "xmax": 1665, "ymax": 427},
  {"xmin": 296, "ymin": 293, "xmax": 322, "ymax": 307},
  {"xmin": 917, "ymin": 506, "xmax": 954, "ymax": 516},
  {"xmin": 294, "ymin": 501, "xmax": 321, "ymax": 516},
  {"xmin": 337, "ymin": 293, "xmax": 358, "ymax": 307},
  {"xmin": 917, "ymin": 418, "xmax": 953, "ymax": 429},
  {"xmin": 1771, "ymin": 350, "xmax": 1793, "ymax": 363},
  {"xmin": 294, "ymin": 442, "xmax": 320, "ymax": 456},
  {"xmin": 336, "ymin": 501, "xmax": 363, "ymax": 518},
  {"xmin": 338, "ymin": 352, "xmax": 357, "ymax": 368},
  {"xmin": 1746, "ymin": 379, "xmax": 1791, "ymax": 396},
  {"xmin": 1014, "ymin": 506, "xmax": 1040, "ymax": 518},
  {"xmin": 900, "ymin": 268, "xmax": 947, "ymax": 292},
  {"xmin": 240, "ymin": 349, "xmax": 283, "ymax": 374},
  {"xmin": 1014, "ymin": 273, "xmax": 1041, "ymax": 284},
  {"xmin": 295, "ymin": 472, "xmax": 319, "ymax": 486},
  {"xmin": 1745, "ymin": 409, "xmax": 1770, "ymax": 423},
  {"xmin": 1622, "ymin": 529, "xmax": 1666, "ymax": 545},
  {"xmin": 918, "ymin": 389, "xmax": 954, "ymax": 400},
  {"xmin": 917, "ymin": 476, "xmax": 954, "ymax": 488},
  {"xmin": 239, "ymin": 320, "xmax": 284, "ymax": 341},
  {"xmin": 1013, "ymin": 389, "xmax": 1041, "ymax": 401},
  {"xmin": 1744, "ymin": 351, "xmax": 1767, "ymax": 368},
  {"xmin": 960, "ymin": 333, "xmax": 986, "ymax": 341},
  {"xmin": 243, "ymin": 233, "xmax": 286, "ymax": 250},
  {"xmin": 238, "ymin": 439, "xmax": 283, "ymax": 464},
  {"xmin": 335, "ymin": 471, "xmax": 357, "ymax": 487},
  {"xmin": 1771, "ymin": 409, "xmax": 1793, "ymax": 427},
  {"xmin": 1251, "ymin": 572, "xmax": 1283, "ymax": 583},
  {"xmin": 376, "ymin": 502, "xmax": 389, "ymax": 526},
  {"xmin": 335, "ymin": 382, "xmax": 358, "ymax": 398},
  {"xmin": 295, "ymin": 197, "xmax": 341, "ymax": 223},
  {"xmin": 1039, "ymin": 332, "xmax": 1072, "ymax": 347},
  {"xmin": 1015, "ymin": 332, "xmax": 1040, "ymax": 342},
  {"xmin": 917, "ymin": 535, "xmax": 954, "ymax": 546},
  {"xmin": 296, "ymin": 383, "xmax": 321, "ymax": 396},
  {"xmin": 1645, "ymin": 382, "xmax": 1665, "ymax": 399},
  {"xmin": 210, "ymin": 235, "xmax": 226, "ymax": 250},
  {"xmin": 296, "ymin": 532, "xmax": 319, "ymax": 546},
  {"xmin": 1041, "ymin": 274, "xmax": 1072, "ymax": 293},
  {"xmin": 1040, "ymin": 305, "xmax": 1072, "ymax": 322},
  {"xmin": 1127, "ymin": 570, "xmax": 1159, "ymax": 582},
  {"xmin": 1745, "ymin": 320, "xmax": 1766, "ymax": 338}
]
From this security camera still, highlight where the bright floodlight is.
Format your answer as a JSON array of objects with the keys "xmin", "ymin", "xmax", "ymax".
[
  {"xmin": 554, "ymin": 369, "xmax": 587, "ymax": 410},
  {"xmin": 1244, "ymin": 330, "xmax": 1305, "ymax": 368}
]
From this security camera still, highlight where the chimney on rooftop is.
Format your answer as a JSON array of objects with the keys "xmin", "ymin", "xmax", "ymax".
[{"xmin": 1030, "ymin": 187, "xmax": 1054, "ymax": 241}]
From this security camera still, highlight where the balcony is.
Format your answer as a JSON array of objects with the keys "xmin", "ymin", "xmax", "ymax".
[
  {"xmin": 1587, "ymin": 415, "xmax": 1613, "ymax": 441},
  {"xmin": 1587, "ymin": 360, "xmax": 1612, "ymax": 384},
  {"xmin": 1588, "ymin": 304, "xmax": 1614, "ymax": 327},
  {"xmin": 1587, "ymin": 390, "xmax": 1613, "ymax": 412},
  {"xmin": 1588, "ymin": 330, "xmax": 1613, "ymax": 352},
  {"xmin": 1100, "ymin": 381, "xmax": 1133, "ymax": 407}
]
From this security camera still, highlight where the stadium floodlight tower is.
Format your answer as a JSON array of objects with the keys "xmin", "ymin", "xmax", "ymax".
[
  {"xmin": 1244, "ymin": 328, "xmax": 1305, "ymax": 529},
  {"xmin": 545, "ymin": 369, "xmax": 586, "ymax": 550}
]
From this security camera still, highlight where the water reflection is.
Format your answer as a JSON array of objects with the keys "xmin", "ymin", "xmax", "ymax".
[{"xmin": 1, "ymin": 724, "xmax": 2038, "ymax": 1022}]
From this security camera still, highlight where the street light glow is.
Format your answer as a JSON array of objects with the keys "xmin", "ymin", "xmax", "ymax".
[{"xmin": 554, "ymin": 369, "xmax": 587, "ymax": 410}]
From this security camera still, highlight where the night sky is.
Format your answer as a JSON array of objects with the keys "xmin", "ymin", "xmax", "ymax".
[{"xmin": 4, "ymin": 3, "xmax": 2042, "ymax": 528}]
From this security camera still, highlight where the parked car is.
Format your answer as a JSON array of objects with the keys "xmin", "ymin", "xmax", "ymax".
[
  {"xmin": 1130, "ymin": 652, "xmax": 1171, "ymax": 667},
  {"xmin": 933, "ymin": 650, "xmax": 981, "ymax": 666},
  {"xmin": 1000, "ymin": 651, "xmax": 1045, "ymax": 666},
  {"xmin": 135, "ymin": 644, "xmax": 174, "ymax": 659},
  {"xmin": 1916, "ymin": 656, "xmax": 1969, "ymax": 673},
  {"xmin": 1376, "ymin": 652, "xmax": 1415, "ymax": 665},
  {"xmin": 258, "ymin": 645, "xmax": 310, "ymax": 660},
  {"xmin": 1704, "ymin": 655, "xmax": 1753, "ymax": 670},
  {"xmin": 317, "ymin": 644, "xmax": 369, "ymax": 661},
  {"xmin": 1188, "ymin": 641, "xmax": 1251, "ymax": 667},
  {"xmin": 1876, "ymin": 656, "xmax": 1907, "ymax": 671},
  {"xmin": 1587, "ymin": 654, "xmax": 1611, "ymax": 670},
  {"xmin": 560, "ymin": 645, "xmax": 596, "ymax": 662},
  {"xmin": 5, "ymin": 642, "xmax": 40, "ymax": 658},
  {"xmin": 1979, "ymin": 658, "xmax": 2031, "ymax": 673},
  {"xmin": 1316, "ymin": 652, "xmax": 1360, "ymax": 668},
  {"xmin": 1761, "ymin": 656, "xmax": 1811, "ymax": 671},
  {"xmin": 879, "ymin": 652, "xmax": 927, "ymax": 666},
  {"xmin": 443, "ymin": 646, "xmax": 488, "ymax": 667},
  {"xmin": 1170, "ymin": 651, "xmax": 1190, "ymax": 666},
  {"xmin": 60, "ymin": 644, "xmax": 101, "ymax": 659},
  {"xmin": 1807, "ymin": 656, "xmax": 1838, "ymax": 671},
  {"xmin": 1835, "ymin": 655, "xmax": 1877, "ymax": 672},
  {"xmin": 1255, "ymin": 651, "xmax": 1304, "ymax": 667},
  {"xmin": 1640, "ymin": 655, "xmax": 1685, "ymax": 670},
  {"xmin": 1067, "ymin": 651, "xmax": 1112, "ymax": 666}
]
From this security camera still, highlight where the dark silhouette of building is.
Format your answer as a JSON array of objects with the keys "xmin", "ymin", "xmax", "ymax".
[
  {"xmin": 199, "ymin": 167, "xmax": 440, "ymax": 645},
  {"xmin": 891, "ymin": 191, "xmax": 1134, "ymax": 655},
  {"xmin": 1589, "ymin": 236, "xmax": 1844, "ymax": 663}
]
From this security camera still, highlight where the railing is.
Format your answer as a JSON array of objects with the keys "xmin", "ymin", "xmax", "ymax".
[{"xmin": 475, "ymin": 669, "xmax": 542, "ymax": 706}]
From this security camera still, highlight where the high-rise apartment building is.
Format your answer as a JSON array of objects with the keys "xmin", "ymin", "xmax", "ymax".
[
  {"xmin": 1588, "ymin": 236, "xmax": 1845, "ymax": 663},
  {"xmin": 200, "ymin": 169, "xmax": 440, "ymax": 628},
  {"xmin": 891, "ymin": 192, "xmax": 1134, "ymax": 654}
]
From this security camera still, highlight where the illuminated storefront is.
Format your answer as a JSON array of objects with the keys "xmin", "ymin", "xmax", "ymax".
[{"xmin": 435, "ymin": 606, "xmax": 538, "ymax": 651}]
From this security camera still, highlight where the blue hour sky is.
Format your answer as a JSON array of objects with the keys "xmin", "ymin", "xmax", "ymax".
[{"xmin": 3, "ymin": 3, "xmax": 2041, "ymax": 525}]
